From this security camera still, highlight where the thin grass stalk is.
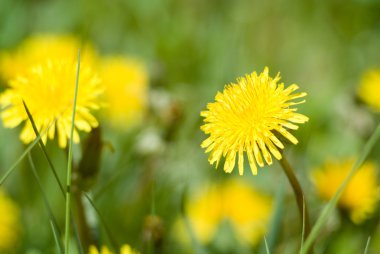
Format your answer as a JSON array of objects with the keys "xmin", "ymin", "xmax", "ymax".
[
  {"xmin": 300, "ymin": 197, "xmax": 306, "ymax": 253},
  {"xmin": 263, "ymin": 236, "xmax": 270, "ymax": 254},
  {"xmin": 279, "ymin": 155, "xmax": 312, "ymax": 254},
  {"xmin": 301, "ymin": 122, "xmax": 380, "ymax": 254},
  {"xmin": 23, "ymin": 101, "xmax": 65, "ymax": 194},
  {"xmin": 64, "ymin": 50, "xmax": 81, "ymax": 254},
  {"xmin": 23, "ymin": 101, "xmax": 84, "ymax": 254},
  {"xmin": 364, "ymin": 236, "xmax": 371, "ymax": 254},
  {"xmin": 28, "ymin": 153, "xmax": 64, "ymax": 253},
  {"xmin": 83, "ymin": 192, "xmax": 119, "ymax": 252},
  {"xmin": 260, "ymin": 184, "xmax": 284, "ymax": 253},
  {"xmin": 51, "ymin": 221, "xmax": 63, "ymax": 254},
  {"xmin": 0, "ymin": 120, "xmax": 55, "ymax": 186},
  {"xmin": 74, "ymin": 191, "xmax": 92, "ymax": 249}
]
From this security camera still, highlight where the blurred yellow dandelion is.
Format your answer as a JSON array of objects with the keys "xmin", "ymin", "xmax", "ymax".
[
  {"xmin": 182, "ymin": 185, "xmax": 223, "ymax": 243},
  {"xmin": 0, "ymin": 58, "xmax": 103, "ymax": 148},
  {"xmin": 175, "ymin": 179, "xmax": 272, "ymax": 246},
  {"xmin": 223, "ymin": 180, "xmax": 273, "ymax": 245},
  {"xmin": 0, "ymin": 34, "xmax": 97, "ymax": 81},
  {"xmin": 89, "ymin": 246, "xmax": 113, "ymax": 254},
  {"xmin": 0, "ymin": 190, "xmax": 21, "ymax": 252},
  {"xmin": 88, "ymin": 244, "xmax": 139, "ymax": 254},
  {"xmin": 312, "ymin": 159, "xmax": 380, "ymax": 224},
  {"xmin": 201, "ymin": 67, "xmax": 308, "ymax": 175},
  {"xmin": 100, "ymin": 57, "xmax": 148, "ymax": 129},
  {"xmin": 358, "ymin": 68, "xmax": 380, "ymax": 112},
  {"xmin": 120, "ymin": 244, "xmax": 140, "ymax": 254}
]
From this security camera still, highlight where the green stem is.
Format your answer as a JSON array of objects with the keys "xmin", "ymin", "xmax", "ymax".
[
  {"xmin": 279, "ymin": 155, "xmax": 313, "ymax": 254},
  {"xmin": 64, "ymin": 50, "xmax": 81, "ymax": 254}
]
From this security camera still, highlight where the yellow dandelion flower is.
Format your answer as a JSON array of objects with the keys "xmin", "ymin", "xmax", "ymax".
[
  {"xmin": 0, "ymin": 190, "xmax": 21, "ymax": 252},
  {"xmin": 222, "ymin": 180, "xmax": 272, "ymax": 245},
  {"xmin": 0, "ymin": 58, "xmax": 103, "ymax": 148},
  {"xmin": 88, "ymin": 244, "xmax": 139, "ymax": 254},
  {"xmin": 100, "ymin": 57, "xmax": 148, "ymax": 129},
  {"xmin": 182, "ymin": 185, "xmax": 223, "ymax": 243},
  {"xmin": 312, "ymin": 159, "xmax": 380, "ymax": 224},
  {"xmin": 89, "ymin": 246, "xmax": 113, "ymax": 254},
  {"xmin": 175, "ymin": 179, "xmax": 272, "ymax": 246},
  {"xmin": 120, "ymin": 244, "xmax": 140, "ymax": 254},
  {"xmin": 201, "ymin": 67, "xmax": 308, "ymax": 175},
  {"xmin": 357, "ymin": 68, "xmax": 380, "ymax": 112},
  {"xmin": 0, "ymin": 34, "xmax": 97, "ymax": 81}
]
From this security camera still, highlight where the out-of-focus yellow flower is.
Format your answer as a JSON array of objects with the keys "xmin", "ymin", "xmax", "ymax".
[
  {"xmin": 120, "ymin": 244, "xmax": 139, "ymax": 254},
  {"xmin": 89, "ymin": 246, "xmax": 113, "ymax": 254},
  {"xmin": 88, "ymin": 244, "xmax": 139, "ymax": 254},
  {"xmin": 201, "ymin": 67, "xmax": 308, "ymax": 175},
  {"xmin": 100, "ymin": 57, "xmax": 148, "ymax": 129},
  {"xmin": 0, "ymin": 190, "xmax": 21, "ymax": 252},
  {"xmin": 183, "ymin": 185, "xmax": 223, "ymax": 243},
  {"xmin": 358, "ymin": 69, "xmax": 380, "ymax": 112},
  {"xmin": 223, "ymin": 180, "xmax": 273, "ymax": 245},
  {"xmin": 0, "ymin": 58, "xmax": 103, "ymax": 148},
  {"xmin": 0, "ymin": 34, "xmax": 97, "ymax": 81},
  {"xmin": 175, "ymin": 179, "xmax": 272, "ymax": 246},
  {"xmin": 312, "ymin": 159, "xmax": 380, "ymax": 224}
]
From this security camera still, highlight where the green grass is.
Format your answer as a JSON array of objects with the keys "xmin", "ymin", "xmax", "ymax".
[{"xmin": 64, "ymin": 50, "xmax": 81, "ymax": 254}]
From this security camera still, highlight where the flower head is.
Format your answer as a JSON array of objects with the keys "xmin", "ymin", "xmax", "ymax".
[
  {"xmin": 312, "ymin": 159, "xmax": 380, "ymax": 223},
  {"xmin": 357, "ymin": 68, "xmax": 380, "ymax": 112},
  {"xmin": 0, "ymin": 34, "xmax": 97, "ymax": 81},
  {"xmin": 201, "ymin": 67, "xmax": 308, "ymax": 175},
  {"xmin": 100, "ymin": 57, "xmax": 148, "ymax": 129},
  {"xmin": 89, "ymin": 244, "xmax": 139, "ymax": 254},
  {"xmin": 175, "ymin": 179, "xmax": 272, "ymax": 246},
  {"xmin": 0, "ymin": 58, "xmax": 103, "ymax": 148},
  {"xmin": 0, "ymin": 190, "xmax": 21, "ymax": 252}
]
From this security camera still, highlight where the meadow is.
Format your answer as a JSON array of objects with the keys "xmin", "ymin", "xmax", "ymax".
[{"xmin": 0, "ymin": 0, "xmax": 380, "ymax": 253}]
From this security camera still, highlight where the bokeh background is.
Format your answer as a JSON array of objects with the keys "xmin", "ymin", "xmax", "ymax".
[{"xmin": 1, "ymin": 0, "xmax": 380, "ymax": 253}]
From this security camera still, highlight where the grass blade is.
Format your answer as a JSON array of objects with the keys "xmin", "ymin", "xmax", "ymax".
[
  {"xmin": 51, "ymin": 221, "xmax": 63, "ymax": 254},
  {"xmin": 22, "ymin": 100, "xmax": 65, "ymax": 195},
  {"xmin": 264, "ymin": 236, "xmax": 271, "ymax": 254},
  {"xmin": 83, "ymin": 192, "xmax": 119, "ymax": 252},
  {"xmin": 0, "ymin": 120, "xmax": 54, "ymax": 186},
  {"xmin": 65, "ymin": 49, "xmax": 81, "ymax": 254},
  {"xmin": 261, "ymin": 183, "xmax": 284, "ymax": 253},
  {"xmin": 22, "ymin": 101, "xmax": 84, "ymax": 253},
  {"xmin": 364, "ymin": 236, "xmax": 371, "ymax": 254},
  {"xmin": 300, "ymin": 197, "xmax": 306, "ymax": 254},
  {"xmin": 302, "ymin": 122, "xmax": 380, "ymax": 254},
  {"xmin": 28, "ymin": 153, "xmax": 64, "ymax": 254}
]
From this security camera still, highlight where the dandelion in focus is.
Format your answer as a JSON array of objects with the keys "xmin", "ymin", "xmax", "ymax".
[
  {"xmin": 0, "ymin": 58, "xmax": 103, "ymax": 148},
  {"xmin": 0, "ymin": 190, "xmax": 21, "ymax": 252},
  {"xmin": 357, "ymin": 68, "xmax": 380, "ymax": 112},
  {"xmin": 201, "ymin": 67, "xmax": 308, "ymax": 175},
  {"xmin": 88, "ymin": 244, "xmax": 139, "ymax": 254},
  {"xmin": 312, "ymin": 159, "xmax": 380, "ymax": 224},
  {"xmin": 0, "ymin": 34, "xmax": 97, "ymax": 81},
  {"xmin": 175, "ymin": 179, "xmax": 272, "ymax": 246},
  {"xmin": 100, "ymin": 57, "xmax": 148, "ymax": 129}
]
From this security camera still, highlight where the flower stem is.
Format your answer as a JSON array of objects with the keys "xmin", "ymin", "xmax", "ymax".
[{"xmin": 279, "ymin": 155, "xmax": 313, "ymax": 253}]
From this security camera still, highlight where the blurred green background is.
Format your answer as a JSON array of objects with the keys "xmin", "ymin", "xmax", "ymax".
[{"xmin": 1, "ymin": 0, "xmax": 380, "ymax": 253}]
